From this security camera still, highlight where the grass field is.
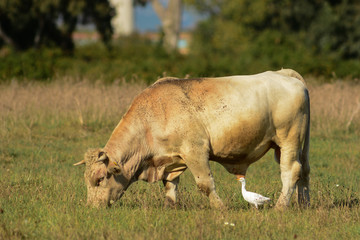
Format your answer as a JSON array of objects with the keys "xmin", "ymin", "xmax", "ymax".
[{"xmin": 0, "ymin": 78, "xmax": 359, "ymax": 239}]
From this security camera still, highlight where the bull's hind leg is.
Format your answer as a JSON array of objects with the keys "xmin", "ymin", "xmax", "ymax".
[
  {"xmin": 275, "ymin": 144, "xmax": 302, "ymax": 210},
  {"xmin": 163, "ymin": 177, "xmax": 179, "ymax": 207}
]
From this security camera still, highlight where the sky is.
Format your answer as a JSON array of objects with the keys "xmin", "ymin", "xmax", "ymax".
[{"xmin": 134, "ymin": 4, "xmax": 204, "ymax": 32}]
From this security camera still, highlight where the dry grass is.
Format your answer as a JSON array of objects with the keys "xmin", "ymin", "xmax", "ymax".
[
  {"xmin": 0, "ymin": 79, "xmax": 145, "ymax": 126},
  {"xmin": 308, "ymin": 80, "xmax": 360, "ymax": 136},
  {"xmin": 1, "ymin": 78, "xmax": 359, "ymax": 137},
  {"xmin": 0, "ymin": 80, "xmax": 146, "ymax": 148}
]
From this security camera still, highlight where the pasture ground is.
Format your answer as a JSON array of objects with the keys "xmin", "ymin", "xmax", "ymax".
[{"xmin": 0, "ymin": 78, "xmax": 359, "ymax": 239}]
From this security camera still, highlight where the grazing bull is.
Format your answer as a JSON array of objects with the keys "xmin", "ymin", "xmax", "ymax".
[{"xmin": 74, "ymin": 69, "xmax": 310, "ymax": 210}]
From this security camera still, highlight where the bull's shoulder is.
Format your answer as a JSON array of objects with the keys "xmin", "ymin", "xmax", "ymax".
[
  {"xmin": 129, "ymin": 78, "xmax": 199, "ymax": 109},
  {"xmin": 147, "ymin": 77, "xmax": 211, "ymax": 97}
]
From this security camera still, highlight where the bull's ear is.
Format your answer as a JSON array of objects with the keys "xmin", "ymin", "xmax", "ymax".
[
  {"xmin": 108, "ymin": 161, "xmax": 122, "ymax": 175},
  {"xmin": 97, "ymin": 151, "xmax": 121, "ymax": 175},
  {"xmin": 96, "ymin": 151, "xmax": 109, "ymax": 164}
]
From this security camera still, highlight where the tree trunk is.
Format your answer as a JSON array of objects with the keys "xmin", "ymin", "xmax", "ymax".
[
  {"xmin": 110, "ymin": 0, "xmax": 134, "ymax": 36},
  {"xmin": 151, "ymin": 0, "xmax": 182, "ymax": 52},
  {"xmin": 0, "ymin": 23, "xmax": 18, "ymax": 49}
]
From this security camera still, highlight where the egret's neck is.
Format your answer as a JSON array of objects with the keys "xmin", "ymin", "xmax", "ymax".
[{"xmin": 240, "ymin": 181, "xmax": 246, "ymax": 191}]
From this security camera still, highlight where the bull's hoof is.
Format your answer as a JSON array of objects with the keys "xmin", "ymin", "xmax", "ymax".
[
  {"xmin": 298, "ymin": 201, "xmax": 311, "ymax": 209},
  {"xmin": 274, "ymin": 201, "xmax": 289, "ymax": 211},
  {"xmin": 210, "ymin": 200, "xmax": 227, "ymax": 211},
  {"xmin": 274, "ymin": 205, "xmax": 287, "ymax": 211},
  {"xmin": 164, "ymin": 197, "xmax": 177, "ymax": 209},
  {"xmin": 298, "ymin": 196, "xmax": 311, "ymax": 209}
]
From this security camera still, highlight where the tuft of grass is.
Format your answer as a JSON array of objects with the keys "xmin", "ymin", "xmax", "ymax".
[{"xmin": 0, "ymin": 79, "xmax": 359, "ymax": 239}]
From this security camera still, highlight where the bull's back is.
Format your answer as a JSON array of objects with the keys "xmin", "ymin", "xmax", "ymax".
[{"xmin": 136, "ymin": 71, "xmax": 307, "ymax": 160}]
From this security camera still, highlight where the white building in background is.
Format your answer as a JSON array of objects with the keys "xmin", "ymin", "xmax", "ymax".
[{"xmin": 109, "ymin": 0, "xmax": 134, "ymax": 36}]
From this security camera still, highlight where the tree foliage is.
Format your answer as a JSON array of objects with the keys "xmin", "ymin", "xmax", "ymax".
[
  {"xmin": 189, "ymin": 0, "xmax": 360, "ymax": 76},
  {"xmin": 0, "ymin": 0, "xmax": 113, "ymax": 51},
  {"xmin": 1, "ymin": 0, "xmax": 360, "ymax": 80}
]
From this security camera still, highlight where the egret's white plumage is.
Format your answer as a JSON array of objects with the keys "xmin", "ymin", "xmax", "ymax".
[{"xmin": 239, "ymin": 177, "xmax": 271, "ymax": 209}]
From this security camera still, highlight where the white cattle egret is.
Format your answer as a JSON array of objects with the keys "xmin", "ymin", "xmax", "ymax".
[{"xmin": 238, "ymin": 177, "xmax": 271, "ymax": 209}]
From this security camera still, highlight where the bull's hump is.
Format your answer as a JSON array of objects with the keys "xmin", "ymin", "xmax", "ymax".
[{"xmin": 153, "ymin": 77, "xmax": 205, "ymax": 85}]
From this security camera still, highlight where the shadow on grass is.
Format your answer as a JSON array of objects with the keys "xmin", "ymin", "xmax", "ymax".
[{"xmin": 332, "ymin": 198, "xmax": 360, "ymax": 209}]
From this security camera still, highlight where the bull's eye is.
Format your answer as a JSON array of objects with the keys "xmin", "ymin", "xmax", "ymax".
[{"xmin": 96, "ymin": 177, "xmax": 105, "ymax": 186}]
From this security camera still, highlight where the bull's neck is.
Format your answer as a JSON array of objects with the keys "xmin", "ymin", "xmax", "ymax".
[{"xmin": 104, "ymin": 115, "xmax": 151, "ymax": 179}]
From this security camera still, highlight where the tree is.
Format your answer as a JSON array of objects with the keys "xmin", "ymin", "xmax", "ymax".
[
  {"xmin": 189, "ymin": 0, "xmax": 360, "ymax": 59},
  {"xmin": 151, "ymin": 0, "xmax": 182, "ymax": 52},
  {"xmin": 137, "ymin": 0, "xmax": 182, "ymax": 52},
  {"xmin": 0, "ymin": 0, "xmax": 114, "ymax": 51}
]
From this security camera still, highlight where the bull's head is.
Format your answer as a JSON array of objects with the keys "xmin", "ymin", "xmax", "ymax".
[{"xmin": 74, "ymin": 149, "xmax": 130, "ymax": 207}]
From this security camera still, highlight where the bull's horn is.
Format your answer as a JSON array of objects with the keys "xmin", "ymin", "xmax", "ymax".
[{"xmin": 73, "ymin": 160, "xmax": 86, "ymax": 166}]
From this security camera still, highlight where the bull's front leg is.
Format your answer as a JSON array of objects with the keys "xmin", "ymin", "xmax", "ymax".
[
  {"xmin": 163, "ymin": 177, "xmax": 179, "ymax": 208},
  {"xmin": 184, "ymin": 153, "xmax": 225, "ymax": 210}
]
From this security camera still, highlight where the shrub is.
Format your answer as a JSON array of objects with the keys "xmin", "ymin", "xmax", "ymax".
[{"xmin": 0, "ymin": 34, "xmax": 359, "ymax": 83}]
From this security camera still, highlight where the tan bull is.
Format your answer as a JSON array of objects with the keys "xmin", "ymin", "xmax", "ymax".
[{"xmin": 74, "ymin": 69, "xmax": 310, "ymax": 210}]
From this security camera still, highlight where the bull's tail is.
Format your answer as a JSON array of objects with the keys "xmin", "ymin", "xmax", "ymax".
[
  {"xmin": 298, "ymin": 88, "xmax": 311, "ymax": 206},
  {"xmin": 277, "ymin": 68, "xmax": 306, "ymax": 87},
  {"xmin": 302, "ymin": 89, "xmax": 310, "ymax": 169}
]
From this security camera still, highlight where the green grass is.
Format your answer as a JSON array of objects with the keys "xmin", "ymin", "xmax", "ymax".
[{"xmin": 0, "ymin": 81, "xmax": 359, "ymax": 239}]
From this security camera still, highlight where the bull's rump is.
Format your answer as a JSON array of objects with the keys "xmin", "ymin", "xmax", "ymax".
[{"xmin": 133, "ymin": 71, "xmax": 308, "ymax": 163}]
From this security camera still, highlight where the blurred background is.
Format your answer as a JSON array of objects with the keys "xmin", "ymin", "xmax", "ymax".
[{"xmin": 0, "ymin": 0, "xmax": 359, "ymax": 83}]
